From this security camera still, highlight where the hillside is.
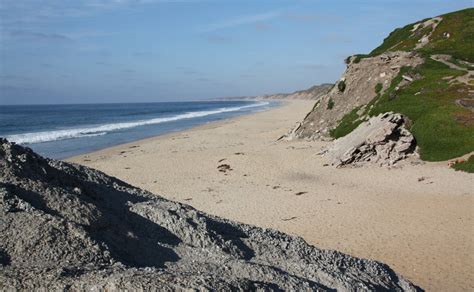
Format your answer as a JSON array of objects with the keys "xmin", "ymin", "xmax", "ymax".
[
  {"xmin": 254, "ymin": 83, "xmax": 333, "ymax": 100},
  {"xmin": 224, "ymin": 83, "xmax": 333, "ymax": 101},
  {"xmin": 288, "ymin": 8, "xmax": 473, "ymax": 163}
]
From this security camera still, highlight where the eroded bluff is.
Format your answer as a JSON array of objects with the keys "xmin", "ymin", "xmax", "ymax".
[{"xmin": 287, "ymin": 51, "xmax": 423, "ymax": 141}]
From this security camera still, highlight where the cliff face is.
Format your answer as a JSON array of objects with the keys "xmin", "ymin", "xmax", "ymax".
[
  {"xmin": 289, "ymin": 52, "xmax": 423, "ymax": 140},
  {"xmin": 0, "ymin": 139, "xmax": 419, "ymax": 290},
  {"xmin": 288, "ymin": 8, "xmax": 474, "ymax": 162}
]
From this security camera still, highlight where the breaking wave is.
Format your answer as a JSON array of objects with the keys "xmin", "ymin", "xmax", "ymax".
[{"xmin": 7, "ymin": 102, "xmax": 269, "ymax": 144}]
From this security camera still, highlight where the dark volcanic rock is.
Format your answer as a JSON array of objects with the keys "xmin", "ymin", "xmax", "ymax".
[{"xmin": 0, "ymin": 139, "xmax": 420, "ymax": 291}]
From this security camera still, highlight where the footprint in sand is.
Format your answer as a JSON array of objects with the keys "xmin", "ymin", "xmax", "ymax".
[
  {"xmin": 217, "ymin": 164, "xmax": 232, "ymax": 173},
  {"xmin": 418, "ymin": 176, "xmax": 434, "ymax": 184}
]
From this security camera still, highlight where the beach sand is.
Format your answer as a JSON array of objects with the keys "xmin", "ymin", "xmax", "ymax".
[{"xmin": 70, "ymin": 100, "xmax": 474, "ymax": 291}]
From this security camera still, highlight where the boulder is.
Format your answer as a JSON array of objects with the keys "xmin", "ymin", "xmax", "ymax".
[{"xmin": 326, "ymin": 113, "xmax": 416, "ymax": 167}]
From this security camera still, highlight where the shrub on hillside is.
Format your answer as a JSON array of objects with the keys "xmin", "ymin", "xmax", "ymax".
[
  {"xmin": 337, "ymin": 80, "xmax": 346, "ymax": 92},
  {"xmin": 375, "ymin": 83, "xmax": 383, "ymax": 94},
  {"xmin": 327, "ymin": 98, "xmax": 335, "ymax": 110}
]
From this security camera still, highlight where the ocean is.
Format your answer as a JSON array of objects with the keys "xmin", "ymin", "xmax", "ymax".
[{"xmin": 0, "ymin": 100, "xmax": 275, "ymax": 159}]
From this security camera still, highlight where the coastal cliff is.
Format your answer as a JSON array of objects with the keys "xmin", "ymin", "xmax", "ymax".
[{"xmin": 288, "ymin": 8, "xmax": 474, "ymax": 164}]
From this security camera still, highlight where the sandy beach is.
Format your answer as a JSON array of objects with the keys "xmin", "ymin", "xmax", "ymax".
[{"xmin": 70, "ymin": 100, "xmax": 474, "ymax": 291}]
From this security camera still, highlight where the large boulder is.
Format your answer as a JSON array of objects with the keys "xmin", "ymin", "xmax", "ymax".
[
  {"xmin": 325, "ymin": 113, "xmax": 416, "ymax": 167},
  {"xmin": 0, "ymin": 138, "xmax": 420, "ymax": 291}
]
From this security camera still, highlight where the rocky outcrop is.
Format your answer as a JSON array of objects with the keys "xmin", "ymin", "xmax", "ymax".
[
  {"xmin": 283, "ymin": 9, "xmax": 474, "ymax": 165},
  {"xmin": 291, "ymin": 52, "xmax": 423, "ymax": 141},
  {"xmin": 0, "ymin": 138, "xmax": 420, "ymax": 291},
  {"xmin": 287, "ymin": 51, "xmax": 423, "ymax": 141},
  {"xmin": 324, "ymin": 113, "xmax": 416, "ymax": 167}
]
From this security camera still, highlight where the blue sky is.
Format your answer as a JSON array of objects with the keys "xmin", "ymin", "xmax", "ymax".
[{"xmin": 0, "ymin": 0, "xmax": 471, "ymax": 104}]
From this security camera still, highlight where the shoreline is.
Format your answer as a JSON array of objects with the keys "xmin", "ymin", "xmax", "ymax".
[
  {"xmin": 69, "ymin": 100, "xmax": 474, "ymax": 291},
  {"xmin": 63, "ymin": 100, "xmax": 282, "ymax": 160}
]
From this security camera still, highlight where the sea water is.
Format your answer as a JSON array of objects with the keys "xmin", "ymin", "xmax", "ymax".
[{"xmin": 0, "ymin": 100, "xmax": 274, "ymax": 159}]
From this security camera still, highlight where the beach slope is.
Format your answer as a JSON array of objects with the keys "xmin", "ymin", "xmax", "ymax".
[
  {"xmin": 0, "ymin": 137, "xmax": 419, "ymax": 290},
  {"xmin": 71, "ymin": 101, "xmax": 474, "ymax": 291}
]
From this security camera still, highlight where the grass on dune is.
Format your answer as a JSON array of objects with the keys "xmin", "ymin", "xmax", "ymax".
[
  {"xmin": 329, "ymin": 107, "xmax": 363, "ymax": 139},
  {"xmin": 369, "ymin": 59, "xmax": 473, "ymax": 161},
  {"xmin": 418, "ymin": 8, "xmax": 474, "ymax": 62},
  {"xmin": 329, "ymin": 8, "xmax": 474, "ymax": 165},
  {"xmin": 361, "ymin": 8, "xmax": 474, "ymax": 62},
  {"xmin": 331, "ymin": 59, "xmax": 474, "ymax": 161}
]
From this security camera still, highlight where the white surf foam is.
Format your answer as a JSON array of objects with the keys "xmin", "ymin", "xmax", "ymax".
[{"xmin": 6, "ymin": 102, "xmax": 269, "ymax": 144}]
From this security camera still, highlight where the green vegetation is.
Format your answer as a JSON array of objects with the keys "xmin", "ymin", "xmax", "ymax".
[
  {"xmin": 330, "ymin": 107, "xmax": 363, "ymax": 138},
  {"xmin": 331, "ymin": 57, "xmax": 473, "ymax": 160},
  {"xmin": 327, "ymin": 98, "xmax": 335, "ymax": 110},
  {"xmin": 345, "ymin": 55, "xmax": 365, "ymax": 64},
  {"xmin": 368, "ymin": 59, "xmax": 473, "ymax": 161},
  {"xmin": 449, "ymin": 56, "xmax": 474, "ymax": 70},
  {"xmin": 451, "ymin": 155, "xmax": 474, "ymax": 173},
  {"xmin": 418, "ymin": 8, "xmax": 474, "ymax": 62},
  {"xmin": 368, "ymin": 8, "xmax": 474, "ymax": 61},
  {"xmin": 369, "ymin": 23, "xmax": 427, "ymax": 56},
  {"xmin": 329, "ymin": 9, "xmax": 474, "ymax": 161},
  {"xmin": 337, "ymin": 80, "xmax": 346, "ymax": 92},
  {"xmin": 330, "ymin": 82, "xmax": 385, "ymax": 139},
  {"xmin": 353, "ymin": 55, "xmax": 362, "ymax": 63},
  {"xmin": 375, "ymin": 83, "xmax": 383, "ymax": 94}
]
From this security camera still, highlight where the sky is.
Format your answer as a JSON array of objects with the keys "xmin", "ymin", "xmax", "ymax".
[{"xmin": 0, "ymin": 0, "xmax": 472, "ymax": 105}]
